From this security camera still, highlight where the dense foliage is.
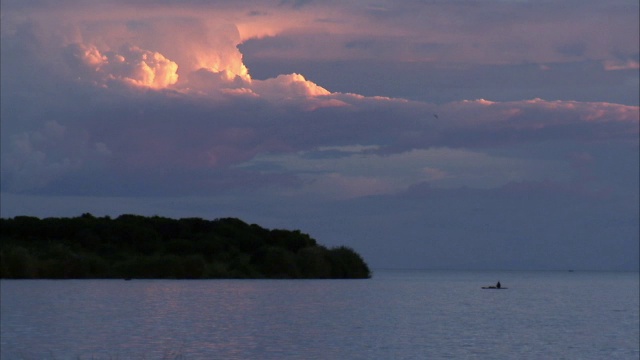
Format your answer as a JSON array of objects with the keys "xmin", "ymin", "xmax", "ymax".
[{"xmin": 0, "ymin": 214, "xmax": 371, "ymax": 279}]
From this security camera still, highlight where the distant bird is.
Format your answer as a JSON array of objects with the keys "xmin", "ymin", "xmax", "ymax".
[{"xmin": 433, "ymin": 113, "xmax": 439, "ymax": 119}]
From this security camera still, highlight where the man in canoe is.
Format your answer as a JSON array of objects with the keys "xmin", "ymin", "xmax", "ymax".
[{"xmin": 482, "ymin": 281, "xmax": 506, "ymax": 289}]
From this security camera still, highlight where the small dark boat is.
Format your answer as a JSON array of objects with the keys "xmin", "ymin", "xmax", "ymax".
[{"xmin": 482, "ymin": 281, "xmax": 506, "ymax": 289}]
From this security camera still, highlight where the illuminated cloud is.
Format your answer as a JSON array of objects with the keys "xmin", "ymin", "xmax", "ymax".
[
  {"xmin": 1, "ymin": 0, "xmax": 638, "ymax": 271},
  {"xmin": 59, "ymin": 19, "xmax": 335, "ymax": 104},
  {"xmin": 68, "ymin": 43, "xmax": 179, "ymax": 88},
  {"xmin": 3, "ymin": 0, "xmax": 637, "ymax": 106},
  {"xmin": 603, "ymin": 59, "xmax": 640, "ymax": 71}
]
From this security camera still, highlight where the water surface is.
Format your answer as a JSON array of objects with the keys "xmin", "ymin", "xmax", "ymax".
[{"xmin": 2, "ymin": 270, "xmax": 638, "ymax": 359}]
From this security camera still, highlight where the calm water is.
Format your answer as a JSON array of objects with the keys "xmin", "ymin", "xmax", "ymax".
[{"xmin": 1, "ymin": 270, "xmax": 638, "ymax": 359}]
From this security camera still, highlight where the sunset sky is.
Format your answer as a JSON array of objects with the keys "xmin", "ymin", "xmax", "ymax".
[{"xmin": 2, "ymin": 0, "xmax": 638, "ymax": 271}]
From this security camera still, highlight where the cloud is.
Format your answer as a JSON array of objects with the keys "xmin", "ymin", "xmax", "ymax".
[
  {"xmin": 1, "ymin": 0, "xmax": 638, "ymax": 272},
  {"xmin": 1, "ymin": 120, "xmax": 111, "ymax": 192},
  {"xmin": 305, "ymin": 172, "xmax": 395, "ymax": 199},
  {"xmin": 31, "ymin": 10, "xmax": 339, "ymax": 107},
  {"xmin": 67, "ymin": 43, "xmax": 179, "ymax": 88},
  {"xmin": 603, "ymin": 59, "xmax": 640, "ymax": 71},
  {"xmin": 4, "ymin": 1, "xmax": 638, "ymax": 107},
  {"xmin": 235, "ymin": 0, "xmax": 640, "ymax": 65},
  {"xmin": 2, "ymin": 57, "xmax": 637, "ymax": 196}
]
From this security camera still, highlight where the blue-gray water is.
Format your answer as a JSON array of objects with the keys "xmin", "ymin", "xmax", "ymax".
[{"xmin": 1, "ymin": 270, "xmax": 638, "ymax": 359}]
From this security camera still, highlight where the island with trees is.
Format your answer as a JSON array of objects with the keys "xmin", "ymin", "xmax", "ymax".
[{"xmin": 0, "ymin": 214, "xmax": 371, "ymax": 279}]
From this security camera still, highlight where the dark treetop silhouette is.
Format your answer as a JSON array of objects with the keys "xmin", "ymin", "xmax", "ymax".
[{"xmin": 0, "ymin": 214, "xmax": 371, "ymax": 279}]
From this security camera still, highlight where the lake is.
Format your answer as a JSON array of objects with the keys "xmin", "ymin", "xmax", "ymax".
[{"xmin": 1, "ymin": 270, "xmax": 638, "ymax": 359}]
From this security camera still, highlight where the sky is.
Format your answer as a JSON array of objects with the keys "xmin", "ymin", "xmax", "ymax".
[{"xmin": 1, "ymin": 0, "xmax": 638, "ymax": 271}]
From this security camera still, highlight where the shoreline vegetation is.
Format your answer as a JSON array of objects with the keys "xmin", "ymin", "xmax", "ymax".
[{"xmin": 0, "ymin": 214, "xmax": 371, "ymax": 279}]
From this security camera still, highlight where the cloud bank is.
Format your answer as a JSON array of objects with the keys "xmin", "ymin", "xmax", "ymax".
[{"xmin": 1, "ymin": 0, "xmax": 638, "ymax": 270}]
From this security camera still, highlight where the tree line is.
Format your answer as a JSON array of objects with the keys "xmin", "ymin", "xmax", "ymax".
[{"xmin": 0, "ymin": 214, "xmax": 371, "ymax": 279}]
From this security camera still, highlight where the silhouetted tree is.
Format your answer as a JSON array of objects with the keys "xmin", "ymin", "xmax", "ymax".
[{"xmin": 0, "ymin": 215, "xmax": 371, "ymax": 279}]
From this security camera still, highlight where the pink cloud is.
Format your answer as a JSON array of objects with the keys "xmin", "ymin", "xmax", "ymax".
[
  {"xmin": 68, "ymin": 43, "xmax": 179, "ymax": 88},
  {"xmin": 6, "ymin": 1, "xmax": 638, "ymax": 67},
  {"xmin": 438, "ymin": 98, "xmax": 639, "ymax": 141},
  {"xmin": 52, "ymin": 15, "xmax": 341, "ymax": 107},
  {"xmin": 603, "ymin": 59, "xmax": 640, "ymax": 71},
  {"xmin": 1, "ymin": 1, "xmax": 638, "ymax": 197},
  {"xmin": 1, "ymin": 1, "xmax": 637, "ymax": 274}
]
